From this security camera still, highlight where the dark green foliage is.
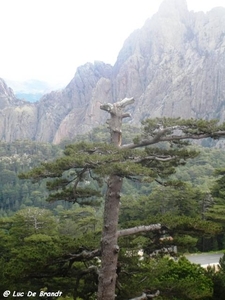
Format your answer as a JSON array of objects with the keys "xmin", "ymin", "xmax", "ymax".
[
  {"xmin": 2, "ymin": 118, "xmax": 225, "ymax": 298},
  {"xmin": 205, "ymin": 253, "xmax": 225, "ymax": 300},
  {"xmin": 1, "ymin": 123, "xmax": 225, "ymax": 216},
  {"xmin": 156, "ymin": 257, "xmax": 213, "ymax": 299},
  {"xmin": 0, "ymin": 206, "xmax": 103, "ymax": 298},
  {"xmin": 19, "ymin": 136, "xmax": 200, "ymax": 207},
  {"xmin": 116, "ymin": 255, "xmax": 213, "ymax": 300},
  {"xmin": 202, "ymin": 168, "xmax": 225, "ymax": 250},
  {"xmin": 141, "ymin": 117, "xmax": 225, "ymax": 137},
  {"xmin": 211, "ymin": 168, "xmax": 225, "ymax": 199},
  {"xmin": 0, "ymin": 140, "xmax": 64, "ymax": 215}
]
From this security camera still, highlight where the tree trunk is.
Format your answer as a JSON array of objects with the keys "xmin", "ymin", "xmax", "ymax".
[
  {"xmin": 97, "ymin": 98, "xmax": 134, "ymax": 300},
  {"xmin": 97, "ymin": 174, "xmax": 123, "ymax": 299}
]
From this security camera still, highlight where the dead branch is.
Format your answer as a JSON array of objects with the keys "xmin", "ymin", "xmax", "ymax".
[
  {"xmin": 132, "ymin": 155, "xmax": 176, "ymax": 163},
  {"xmin": 118, "ymin": 224, "xmax": 161, "ymax": 237},
  {"xmin": 100, "ymin": 98, "xmax": 134, "ymax": 113},
  {"xmin": 117, "ymin": 97, "xmax": 135, "ymax": 108},
  {"xmin": 122, "ymin": 112, "xmax": 131, "ymax": 119},
  {"xmin": 129, "ymin": 290, "xmax": 160, "ymax": 300},
  {"xmin": 100, "ymin": 103, "xmax": 113, "ymax": 113}
]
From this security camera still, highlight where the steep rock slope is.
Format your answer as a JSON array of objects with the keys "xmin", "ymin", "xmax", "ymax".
[
  {"xmin": 0, "ymin": 0, "xmax": 225, "ymax": 143},
  {"xmin": 0, "ymin": 61, "xmax": 112, "ymax": 143},
  {"xmin": 113, "ymin": 0, "xmax": 225, "ymax": 123},
  {"xmin": 0, "ymin": 79, "xmax": 37, "ymax": 141}
]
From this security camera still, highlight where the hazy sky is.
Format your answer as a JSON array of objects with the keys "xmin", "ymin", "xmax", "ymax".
[{"xmin": 0, "ymin": 0, "xmax": 225, "ymax": 87}]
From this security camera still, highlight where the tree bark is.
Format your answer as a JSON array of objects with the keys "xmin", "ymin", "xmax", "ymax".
[
  {"xmin": 97, "ymin": 98, "xmax": 134, "ymax": 300},
  {"xmin": 97, "ymin": 174, "xmax": 123, "ymax": 300}
]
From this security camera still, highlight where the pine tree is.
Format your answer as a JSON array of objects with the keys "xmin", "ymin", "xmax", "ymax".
[{"xmin": 20, "ymin": 98, "xmax": 225, "ymax": 300}]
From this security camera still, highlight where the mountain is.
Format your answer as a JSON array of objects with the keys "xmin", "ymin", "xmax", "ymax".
[
  {"xmin": 0, "ymin": 0, "xmax": 225, "ymax": 144},
  {"xmin": 5, "ymin": 79, "xmax": 65, "ymax": 102}
]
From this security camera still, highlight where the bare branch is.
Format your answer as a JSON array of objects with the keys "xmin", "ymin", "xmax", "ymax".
[
  {"xmin": 129, "ymin": 290, "xmax": 160, "ymax": 300},
  {"xmin": 133, "ymin": 155, "xmax": 176, "ymax": 163},
  {"xmin": 100, "ymin": 97, "xmax": 134, "ymax": 114},
  {"xmin": 118, "ymin": 224, "xmax": 161, "ymax": 237},
  {"xmin": 117, "ymin": 97, "xmax": 135, "ymax": 108},
  {"xmin": 122, "ymin": 112, "xmax": 132, "ymax": 119},
  {"xmin": 100, "ymin": 103, "xmax": 113, "ymax": 112}
]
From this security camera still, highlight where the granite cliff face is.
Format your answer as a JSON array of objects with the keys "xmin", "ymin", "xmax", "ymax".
[
  {"xmin": 0, "ymin": 80, "xmax": 38, "ymax": 141},
  {"xmin": 1, "ymin": 0, "xmax": 225, "ymax": 143},
  {"xmin": 0, "ymin": 61, "xmax": 112, "ymax": 143},
  {"xmin": 114, "ymin": 0, "xmax": 225, "ymax": 124}
]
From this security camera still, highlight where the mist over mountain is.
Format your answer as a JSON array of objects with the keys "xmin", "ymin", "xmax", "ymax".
[{"xmin": 0, "ymin": 0, "xmax": 225, "ymax": 144}]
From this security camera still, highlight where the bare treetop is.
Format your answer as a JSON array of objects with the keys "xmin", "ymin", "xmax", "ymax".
[
  {"xmin": 100, "ymin": 97, "xmax": 135, "ymax": 146},
  {"xmin": 100, "ymin": 97, "xmax": 134, "ymax": 113}
]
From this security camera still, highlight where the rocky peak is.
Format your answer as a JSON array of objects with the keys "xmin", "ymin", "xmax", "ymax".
[
  {"xmin": 115, "ymin": 0, "xmax": 189, "ymax": 75},
  {"xmin": 65, "ymin": 61, "xmax": 112, "ymax": 105},
  {"xmin": 0, "ymin": 78, "xmax": 13, "ymax": 95},
  {"xmin": 157, "ymin": 0, "xmax": 188, "ymax": 20},
  {"xmin": 190, "ymin": 6, "xmax": 225, "ymax": 53},
  {"xmin": 0, "ymin": 78, "xmax": 17, "ymax": 109},
  {"xmin": 113, "ymin": 0, "xmax": 225, "ymax": 125}
]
